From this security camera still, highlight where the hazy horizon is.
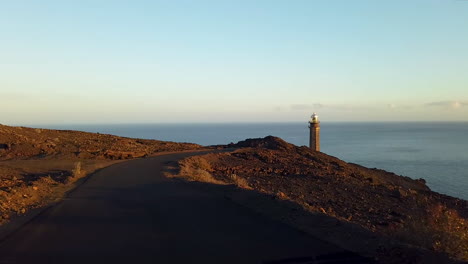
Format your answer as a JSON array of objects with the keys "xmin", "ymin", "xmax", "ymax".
[
  {"xmin": 5, "ymin": 120, "xmax": 468, "ymax": 128},
  {"xmin": 1, "ymin": 0, "xmax": 467, "ymax": 123}
]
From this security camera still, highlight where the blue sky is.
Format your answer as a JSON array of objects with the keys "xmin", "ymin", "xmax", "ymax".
[{"xmin": 1, "ymin": 0, "xmax": 467, "ymax": 124}]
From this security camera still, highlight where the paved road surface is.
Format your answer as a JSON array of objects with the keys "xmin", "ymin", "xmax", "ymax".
[{"xmin": 0, "ymin": 152, "xmax": 369, "ymax": 264}]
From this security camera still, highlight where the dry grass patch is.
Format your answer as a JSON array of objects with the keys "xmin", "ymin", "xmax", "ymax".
[
  {"xmin": 173, "ymin": 156, "xmax": 253, "ymax": 189},
  {"xmin": 176, "ymin": 156, "xmax": 225, "ymax": 185},
  {"xmin": 228, "ymin": 174, "xmax": 252, "ymax": 190}
]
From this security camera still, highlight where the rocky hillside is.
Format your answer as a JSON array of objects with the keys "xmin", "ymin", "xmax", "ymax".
[
  {"xmin": 0, "ymin": 124, "xmax": 202, "ymax": 225},
  {"xmin": 0, "ymin": 124, "xmax": 201, "ymax": 160},
  {"xmin": 176, "ymin": 136, "xmax": 468, "ymax": 262}
]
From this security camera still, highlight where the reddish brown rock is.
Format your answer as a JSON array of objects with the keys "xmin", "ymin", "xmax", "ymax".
[{"xmin": 179, "ymin": 136, "xmax": 468, "ymax": 262}]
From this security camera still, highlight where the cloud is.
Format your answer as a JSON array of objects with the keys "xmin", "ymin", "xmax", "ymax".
[
  {"xmin": 425, "ymin": 101, "xmax": 468, "ymax": 109},
  {"xmin": 387, "ymin": 103, "xmax": 413, "ymax": 110},
  {"xmin": 287, "ymin": 103, "xmax": 377, "ymax": 112},
  {"xmin": 290, "ymin": 103, "xmax": 324, "ymax": 111},
  {"xmin": 277, "ymin": 102, "xmax": 415, "ymax": 113}
]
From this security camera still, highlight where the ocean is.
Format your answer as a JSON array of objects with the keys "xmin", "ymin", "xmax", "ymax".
[{"xmin": 42, "ymin": 122, "xmax": 468, "ymax": 200}]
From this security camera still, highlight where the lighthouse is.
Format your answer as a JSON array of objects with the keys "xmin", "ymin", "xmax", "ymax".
[{"xmin": 308, "ymin": 113, "xmax": 320, "ymax": 151}]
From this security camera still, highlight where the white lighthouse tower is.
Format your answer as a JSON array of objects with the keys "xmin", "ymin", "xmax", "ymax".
[{"xmin": 308, "ymin": 113, "xmax": 320, "ymax": 151}]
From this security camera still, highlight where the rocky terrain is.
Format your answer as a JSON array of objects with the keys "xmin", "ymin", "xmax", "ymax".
[
  {"xmin": 0, "ymin": 124, "xmax": 201, "ymax": 224},
  {"xmin": 174, "ymin": 136, "xmax": 468, "ymax": 263},
  {"xmin": 0, "ymin": 124, "xmax": 200, "ymax": 160},
  {"xmin": 1, "ymin": 124, "xmax": 467, "ymax": 263}
]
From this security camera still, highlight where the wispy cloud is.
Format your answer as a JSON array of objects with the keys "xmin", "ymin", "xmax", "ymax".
[
  {"xmin": 425, "ymin": 101, "xmax": 468, "ymax": 109},
  {"xmin": 387, "ymin": 103, "xmax": 413, "ymax": 110},
  {"xmin": 290, "ymin": 103, "xmax": 324, "ymax": 111},
  {"xmin": 281, "ymin": 103, "xmax": 378, "ymax": 112}
]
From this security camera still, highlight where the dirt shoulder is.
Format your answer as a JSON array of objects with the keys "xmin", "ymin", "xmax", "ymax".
[
  {"xmin": 0, "ymin": 159, "xmax": 121, "ymax": 225},
  {"xmin": 170, "ymin": 136, "xmax": 468, "ymax": 263}
]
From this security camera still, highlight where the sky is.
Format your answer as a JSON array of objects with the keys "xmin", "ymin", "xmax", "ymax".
[{"xmin": 1, "ymin": 0, "xmax": 467, "ymax": 124}]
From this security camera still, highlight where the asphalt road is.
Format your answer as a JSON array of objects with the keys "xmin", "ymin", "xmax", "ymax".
[{"xmin": 0, "ymin": 152, "xmax": 369, "ymax": 264}]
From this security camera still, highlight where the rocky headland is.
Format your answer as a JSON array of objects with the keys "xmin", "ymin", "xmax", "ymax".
[{"xmin": 173, "ymin": 136, "xmax": 468, "ymax": 263}]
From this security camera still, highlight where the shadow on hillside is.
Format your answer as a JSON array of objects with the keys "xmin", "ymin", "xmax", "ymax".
[
  {"xmin": 171, "ymin": 179, "xmax": 459, "ymax": 264},
  {"xmin": 21, "ymin": 170, "xmax": 71, "ymax": 184}
]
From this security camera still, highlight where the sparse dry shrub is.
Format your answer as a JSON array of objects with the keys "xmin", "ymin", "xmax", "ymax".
[
  {"xmin": 175, "ymin": 157, "xmax": 254, "ymax": 189},
  {"xmin": 178, "ymin": 157, "xmax": 224, "ymax": 185},
  {"xmin": 229, "ymin": 174, "xmax": 252, "ymax": 190},
  {"xmin": 192, "ymin": 157, "xmax": 212, "ymax": 171},
  {"xmin": 72, "ymin": 162, "xmax": 81, "ymax": 177},
  {"xmin": 180, "ymin": 156, "xmax": 212, "ymax": 171},
  {"xmin": 390, "ymin": 203, "xmax": 468, "ymax": 261},
  {"xmin": 71, "ymin": 161, "xmax": 86, "ymax": 179},
  {"xmin": 187, "ymin": 169, "xmax": 221, "ymax": 184}
]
